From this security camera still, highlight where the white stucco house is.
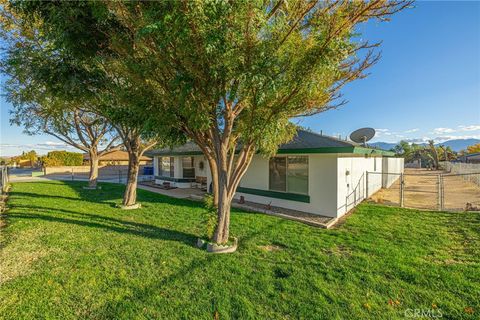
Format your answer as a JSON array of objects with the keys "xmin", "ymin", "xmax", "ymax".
[{"xmin": 146, "ymin": 130, "xmax": 403, "ymax": 219}]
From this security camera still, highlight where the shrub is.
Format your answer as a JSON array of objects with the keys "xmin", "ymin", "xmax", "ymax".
[
  {"xmin": 203, "ymin": 194, "xmax": 218, "ymax": 240},
  {"xmin": 42, "ymin": 151, "xmax": 84, "ymax": 167}
]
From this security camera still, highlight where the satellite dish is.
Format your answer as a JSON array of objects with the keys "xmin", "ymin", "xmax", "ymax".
[{"xmin": 350, "ymin": 127, "xmax": 375, "ymax": 146}]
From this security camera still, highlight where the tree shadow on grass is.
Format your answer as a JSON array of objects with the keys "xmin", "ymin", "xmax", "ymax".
[
  {"xmin": 9, "ymin": 205, "xmax": 197, "ymax": 246},
  {"xmin": 9, "ymin": 180, "xmax": 204, "ymax": 210}
]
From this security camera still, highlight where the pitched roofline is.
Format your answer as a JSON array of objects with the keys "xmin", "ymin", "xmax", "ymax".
[{"xmin": 146, "ymin": 146, "xmax": 395, "ymax": 157}]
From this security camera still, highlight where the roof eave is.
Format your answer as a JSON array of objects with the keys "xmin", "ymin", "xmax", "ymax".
[{"xmin": 147, "ymin": 146, "xmax": 395, "ymax": 157}]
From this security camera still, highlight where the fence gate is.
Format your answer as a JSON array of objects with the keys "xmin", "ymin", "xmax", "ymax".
[
  {"xmin": 442, "ymin": 173, "xmax": 480, "ymax": 211},
  {"xmin": 367, "ymin": 170, "xmax": 480, "ymax": 212}
]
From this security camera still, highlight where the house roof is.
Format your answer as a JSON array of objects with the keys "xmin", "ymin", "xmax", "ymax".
[
  {"xmin": 466, "ymin": 152, "xmax": 480, "ymax": 158},
  {"xmin": 84, "ymin": 150, "xmax": 152, "ymax": 161},
  {"xmin": 146, "ymin": 129, "xmax": 395, "ymax": 157}
]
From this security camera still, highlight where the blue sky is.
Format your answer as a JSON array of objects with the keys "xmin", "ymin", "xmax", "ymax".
[{"xmin": 1, "ymin": 1, "xmax": 479, "ymax": 156}]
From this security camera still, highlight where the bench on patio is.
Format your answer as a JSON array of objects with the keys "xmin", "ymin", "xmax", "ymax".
[{"xmin": 192, "ymin": 176, "xmax": 207, "ymax": 191}]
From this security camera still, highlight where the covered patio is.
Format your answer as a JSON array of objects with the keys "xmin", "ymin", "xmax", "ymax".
[
  {"xmin": 138, "ymin": 181, "xmax": 336, "ymax": 228},
  {"xmin": 138, "ymin": 182, "xmax": 206, "ymax": 199}
]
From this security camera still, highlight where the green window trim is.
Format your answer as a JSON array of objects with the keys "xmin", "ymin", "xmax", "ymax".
[
  {"xmin": 237, "ymin": 187, "xmax": 310, "ymax": 203},
  {"xmin": 150, "ymin": 146, "xmax": 395, "ymax": 157},
  {"xmin": 155, "ymin": 176, "xmax": 196, "ymax": 183}
]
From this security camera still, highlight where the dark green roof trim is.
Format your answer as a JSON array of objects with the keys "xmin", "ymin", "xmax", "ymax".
[
  {"xmin": 237, "ymin": 187, "xmax": 310, "ymax": 203},
  {"xmin": 278, "ymin": 146, "xmax": 394, "ymax": 156},
  {"xmin": 151, "ymin": 151, "xmax": 204, "ymax": 156},
  {"xmin": 155, "ymin": 176, "xmax": 196, "ymax": 183},
  {"xmin": 352, "ymin": 147, "xmax": 395, "ymax": 156},
  {"xmin": 149, "ymin": 146, "xmax": 394, "ymax": 157}
]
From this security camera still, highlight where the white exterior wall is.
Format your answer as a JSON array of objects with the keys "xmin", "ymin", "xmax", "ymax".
[
  {"xmin": 154, "ymin": 155, "xmax": 212, "ymax": 189},
  {"xmin": 382, "ymin": 157, "xmax": 404, "ymax": 188},
  {"xmin": 237, "ymin": 154, "xmax": 338, "ymax": 217},
  {"xmin": 336, "ymin": 156, "xmax": 382, "ymax": 216},
  {"xmin": 153, "ymin": 153, "xmax": 404, "ymax": 219}
]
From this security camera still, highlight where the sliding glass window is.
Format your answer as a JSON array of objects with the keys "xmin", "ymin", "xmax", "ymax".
[
  {"xmin": 269, "ymin": 157, "xmax": 287, "ymax": 192},
  {"xmin": 160, "ymin": 157, "xmax": 174, "ymax": 177},
  {"xmin": 182, "ymin": 157, "xmax": 195, "ymax": 178},
  {"xmin": 269, "ymin": 156, "xmax": 308, "ymax": 195}
]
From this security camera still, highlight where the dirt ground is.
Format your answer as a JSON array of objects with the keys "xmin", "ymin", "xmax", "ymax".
[{"xmin": 371, "ymin": 168, "xmax": 480, "ymax": 211}]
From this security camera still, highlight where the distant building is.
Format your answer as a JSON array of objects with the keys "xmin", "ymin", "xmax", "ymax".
[
  {"xmin": 83, "ymin": 150, "xmax": 152, "ymax": 166},
  {"xmin": 459, "ymin": 152, "xmax": 480, "ymax": 164}
]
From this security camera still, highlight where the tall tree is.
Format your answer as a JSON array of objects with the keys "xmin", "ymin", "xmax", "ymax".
[
  {"xmin": 11, "ymin": 0, "xmax": 411, "ymax": 243},
  {"xmin": 1, "ymin": 1, "xmax": 176, "ymax": 200},
  {"xmin": 427, "ymin": 140, "xmax": 439, "ymax": 170},
  {"xmin": 7, "ymin": 102, "xmax": 121, "ymax": 188},
  {"xmin": 102, "ymin": 0, "xmax": 410, "ymax": 243},
  {"xmin": 2, "ymin": 52, "xmax": 121, "ymax": 188},
  {"xmin": 466, "ymin": 143, "xmax": 480, "ymax": 154}
]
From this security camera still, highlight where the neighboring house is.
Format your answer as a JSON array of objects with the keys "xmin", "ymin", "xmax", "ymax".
[
  {"xmin": 459, "ymin": 152, "xmax": 480, "ymax": 164},
  {"xmin": 83, "ymin": 150, "xmax": 152, "ymax": 166},
  {"xmin": 146, "ymin": 130, "xmax": 404, "ymax": 218},
  {"xmin": 9, "ymin": 158, "xmax": 35, "ymax": 168}
]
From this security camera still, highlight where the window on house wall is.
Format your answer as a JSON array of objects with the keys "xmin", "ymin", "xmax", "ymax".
[
  {"xmin": 269, "ymin": 157, "xmax": 287, "ymax": 192},
  {"xmin": 269, "ymin": 156, "xmax": 308, "ymax": 194},
  {"xmin": 160, "ymin": 157, "xmax": 174, "ymax": 177},
  {"xmin": 182, "ymin": 157, "xmax": 195, "ymax": 178}
]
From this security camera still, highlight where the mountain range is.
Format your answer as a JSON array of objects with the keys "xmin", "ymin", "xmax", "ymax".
[{"xmin": 369, "ymin": 139, "xmax": 480, "ymax": 152}]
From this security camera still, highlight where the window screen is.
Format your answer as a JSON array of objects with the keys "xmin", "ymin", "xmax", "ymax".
[
  {"xmin": 269, "ymin": 157, "xmax": 287, "ymax": 192},
  {"xmin": 182, "ymin": 157, "xmax": 195, "ymax": 178},
  {"xmin": 160, "ymin": 157, "xmax": 174, "ymax": 177},
  {"xmin": 269, "ymin": 156, "xmax": 309, "ymax": 195},
  {"xmin": 287, "ymin": 156, "xmax": 309, "ymax": 195}
]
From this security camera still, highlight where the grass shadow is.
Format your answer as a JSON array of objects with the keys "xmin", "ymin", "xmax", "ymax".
[
  {"xmin": 9, "ymin": 180, "xmax": 205, "ymax": 210},
  {"xmin": 10, "ymin": 205, "xmax": 197, "ymax": 246}
]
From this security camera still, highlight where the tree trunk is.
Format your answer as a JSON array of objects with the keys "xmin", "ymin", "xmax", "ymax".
[
  {"xmin": 88, "ymin": 150, "xmax": 99, "ymax": 188},
  {"xmin": 206, "ymin": 156, "xmax": 219, "ymax": 207},
  {"xmin": 123, "ymin": 151, "xmax": 140, "ymax": 206},
  {"xmin": 209, "ymin": 143, "xmax": 254, "ymax": 244},
  {"xmin": 212, "ymin": 169, "xmax": 232, "ymax": 244}
]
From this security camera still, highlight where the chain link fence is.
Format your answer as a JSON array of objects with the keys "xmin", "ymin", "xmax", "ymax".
[
  {"xmin": 367, "ymin": 169, "xmax": 480, "ymax": 212},
  {"xmin": 442, "ymin": 162, "xmax": 480, "ymax": 187},
  {"xmin": 35, "ymin": 167, "xmax": 154, "ymax": 184}
]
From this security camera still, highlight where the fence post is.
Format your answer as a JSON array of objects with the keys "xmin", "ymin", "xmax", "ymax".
[
  {"xmin": 440, "ymin": 175, "xmax": 445, "ymax": 211},
  {"xmin": 400, "ymin": 173, "xmax": 404, "ymax": 207},
  {"xmin": 71, "ymin": 168, "xmax": 74, "ymax": 181},
  {"xmin": 365, "ymin": 171, "xmax": 369, "ymax": 199},
  {"xmin": 118, "ymin": 170, "xmax": 121, "ymax": 183},
  {"xmin": 437, "ymin": 174, "xmax": 441, "ymax": 211}
]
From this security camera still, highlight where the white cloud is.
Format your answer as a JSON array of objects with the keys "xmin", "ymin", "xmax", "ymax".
[
  {"xmin": 433, "ymin": 127, "xmax": 456, "ymax": 134},
  {"xmin": 375, "ymin": 128, "xmax": 392, "ymax": 136},
  {"xmin": 0, "ymin": 141, "xmax": 77, "ymax": 156},
  {"xmin": 38, "ymin": 141, "xmax": 68, "ymax": 147},
  {"xmin": 404, "ymin": 134, "xmax": 480, "ymax": 144},
  {"xmin": 404, "ymin": 128, "xmax": 419, "ymax": 133},
  {"xmin": 433, "ymin": 134, "xmax": 480, "ymax": 143},
  {"xmin": 458, "ymin": 125, "xmax": 480, "ymax": 131}
]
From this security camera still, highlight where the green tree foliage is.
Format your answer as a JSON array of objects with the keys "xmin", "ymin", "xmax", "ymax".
[
  {"xmin": 11, "ymin": 150, "xmax": 38, "ymax": 167},
  {"xmin": 8, "ymin": 0, "xmax": 411, "ymax": 243},
  {"xmin": 41, "ymin": 151, "xmax": 84, "ymax": 167},
  {"xmin": 467, "ymin": 143, "xmax": 480, "ymax": 154}
]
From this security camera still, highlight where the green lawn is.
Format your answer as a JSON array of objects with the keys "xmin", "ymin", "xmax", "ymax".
[{"xmin": 0, "ymin": 181, "xmax": 478, "ymax": 319}]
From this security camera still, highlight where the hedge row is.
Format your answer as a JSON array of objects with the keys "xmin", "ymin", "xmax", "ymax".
[{"xmin": 42, "ymin": 151, "xmax": 84, "ymax": 167}]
